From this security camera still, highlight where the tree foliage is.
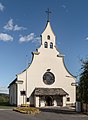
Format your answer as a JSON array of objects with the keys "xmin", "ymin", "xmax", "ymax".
[
  {"xmin": 0, "ymin": 93, "xmax": 9, "ymax": 105},
  {"xmin": 79, "ymin": 59, "xmax": 88, "ymax": 103}
]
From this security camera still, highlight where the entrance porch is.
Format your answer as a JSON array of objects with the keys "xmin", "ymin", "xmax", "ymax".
[{"xmin": 34, "ymin": 88, "xmax": 68, "ymax": 107}]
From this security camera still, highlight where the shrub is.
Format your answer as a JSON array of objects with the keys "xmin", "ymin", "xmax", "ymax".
[
  {"xmin": 13, "ymin": 107, "xmax": 40, "ymax": 114},
  {"xmin": 21, "ymin": 104, "xmax": 29, "ymax": 107}
]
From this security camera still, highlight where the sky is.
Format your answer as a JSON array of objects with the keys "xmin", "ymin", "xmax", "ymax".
[{"xmin": 0, "ymin": 0, "xmax": 88, "ymax": 93}]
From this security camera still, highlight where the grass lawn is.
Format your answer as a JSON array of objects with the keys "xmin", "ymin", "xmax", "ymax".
[
  {"xmin": 0, "ymin": 105, "xmax": 15, "ymax": 109},
  {"xmin": 0, "ymin": 102, "xmax": 15, "ymax": 109}
]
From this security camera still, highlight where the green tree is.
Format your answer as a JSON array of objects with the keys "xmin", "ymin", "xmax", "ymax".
[
  {"xmin": 0, "ymin": 94, "xmax": 9, "ymax": 105},
  {"xmin": 79, "ymin": 59, "xmax": 88, "ymax": 103}
]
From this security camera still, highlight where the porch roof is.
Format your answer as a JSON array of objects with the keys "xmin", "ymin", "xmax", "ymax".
[{"xmin": 34, "ymin": 88, "xmax": 68, "ymax": 96}]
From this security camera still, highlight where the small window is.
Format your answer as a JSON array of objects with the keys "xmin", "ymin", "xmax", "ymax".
[
  {"xmin": 20, "ymin": 91, "xmax": 26, "ymax": 96},
  {"xmin": 27, "ymin": 98, "xmax": 29, "ymax": 102},
  {"xmin": 50, "ymin": 42, "xmax": 53, "ymax": 49},
  {"xmin": 44, "ymin": 42, "xmax": 48, "ymax": 48},
  {"xmin": 67, "ymin": 97, "xmax": 70, "ymax": 102},
  {"xmin": 47, "ymin": 35, "xmax": 50, "ymax": 40}
]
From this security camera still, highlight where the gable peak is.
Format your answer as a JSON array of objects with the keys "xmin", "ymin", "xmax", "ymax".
[{"xmin": 41, "ymin": 21, "xmax": 55, "ymax": 37}]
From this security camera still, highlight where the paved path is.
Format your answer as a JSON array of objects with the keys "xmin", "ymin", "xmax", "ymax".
[{"xmin": 0, "ymin": 107, "xmax": 88, "ymax": 120}]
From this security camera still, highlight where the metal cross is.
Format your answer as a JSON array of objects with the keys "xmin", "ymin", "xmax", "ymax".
[{"xmin": 45, "ymin": 8, "xmax": 51, "ymax": 22}]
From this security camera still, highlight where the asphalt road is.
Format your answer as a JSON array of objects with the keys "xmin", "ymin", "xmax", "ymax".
[{"xmin": 0, "ymin": 107, "xmax": 88, "ymax": 120}]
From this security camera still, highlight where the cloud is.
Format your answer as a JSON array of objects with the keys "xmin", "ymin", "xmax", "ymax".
[
  {"xmin": 14, "ymin": 25, "xmax": 26, "ymax": 31},
  {"xmin": 0, "ymin": 86, "xmax": 8, "ymax": 93},
  {"xmin": 3, "ymin": 19, "xmax": 26, "ymax": 31},
  {"xmin": 19, "ymin": 33, "xmax": 41, "ymax": 44},
  {"xmin": 0, "ymin": 3, "xmax": 5, "ymax": 12},
  {"xmin": 61, "ymin": 4, "xmax": 68, "ymax": 13},
  {"xmin": 19, "ymin": 33, "xmax": 34, "ymax": 43},
  {"xmin": 33, "ymin": 37, "xmax": 41, "ymax": 44},
  {"xmin": 0, "ymin": 33, "xmax": 13, "ymax": 42},
  {"xmin": 62, "ymin": 5, "xmax": 66, "ymax": 9},
  {"xmin": 4, "ymin": 19, "xmax": 13, "ymax": 30},
  {"xmin": 85, "ymin": 37, "xmax": 88, "ymax": 40}
]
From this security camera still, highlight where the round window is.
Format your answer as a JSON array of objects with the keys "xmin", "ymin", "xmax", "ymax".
[{"xmin": 43, "ymin": 72, "xmax": 55, "ymax": 85}]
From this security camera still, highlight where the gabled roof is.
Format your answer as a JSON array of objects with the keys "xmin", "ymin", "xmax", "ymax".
[
  {"xmin": 8, "ymin": 78, "xmax": 23, "ymax": 88},
  {"xmin": 34, "ymin": 88, "xmax": 68, "ymax": 96},
  {"xmin": 8, "ymin": 78, "xmax": 17, "ymax": 88}
]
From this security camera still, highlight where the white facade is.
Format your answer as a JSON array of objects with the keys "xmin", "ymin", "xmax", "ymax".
[{"xmin": 9, "ymin": 20, "xmax": 76, "ymax": 107}]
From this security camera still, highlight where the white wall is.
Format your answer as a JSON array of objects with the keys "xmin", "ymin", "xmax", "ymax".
[
  {"xmin": 15, "ymin": 22, "xmax": 76, "ymax": 106},
  {"xmin": 9, "ymin": 84, "xmax": 17, "ymax": 105}
]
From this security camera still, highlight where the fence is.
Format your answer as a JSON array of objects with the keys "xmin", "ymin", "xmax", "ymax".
[{"xmin": 76, "ymin": 102, "xmax": 88, "ymax": 114}]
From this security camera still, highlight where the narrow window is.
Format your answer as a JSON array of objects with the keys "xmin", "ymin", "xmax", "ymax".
[
  {"xmin": 67, "ymin": 97, "xmax": 70, "ymax": 102},
  {"xmin": 50, "ymin": 42, "xmax": 53, "ymax": 49},
  {"xmin": 27, "ymin": 98, "xmax": 29, "ymax": 102},
  {"xmin": 47, "ymin": 35, "xmax": 50, "ymax": 40},
  {"xmin": 20, "ymin": 91, "xmax": 26, "ymax": 96},
  {"xmin": 44, "ymin": 42, "xmax": 48, "ymax": 48}
]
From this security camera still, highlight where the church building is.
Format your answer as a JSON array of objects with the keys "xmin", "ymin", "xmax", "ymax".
[{"xmin": 8, "ymin": 12, "xmax": 76, "ymax": 107}]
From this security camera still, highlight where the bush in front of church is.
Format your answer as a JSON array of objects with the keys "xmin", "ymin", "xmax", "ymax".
[{"xmin": 13, "ymin": 107, "xmax": 40, "ymax": 114}]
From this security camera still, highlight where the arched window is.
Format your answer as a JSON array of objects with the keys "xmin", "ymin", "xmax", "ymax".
[
  {"xmin": 44, "ymin": 42, "xmax": 48, "ymax": 48},
  {"xmin": 47, "ymin": 35, "xmax": 50, "ymax": 40},
  {"xmin": 50, "ymin": 42, "xmax": 53, "ymax": 49}
]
